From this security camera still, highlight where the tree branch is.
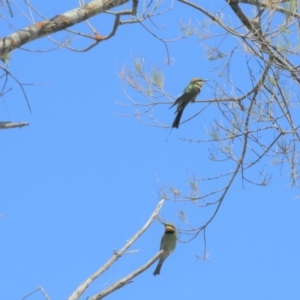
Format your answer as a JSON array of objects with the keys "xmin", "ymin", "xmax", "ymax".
[{"xmin": 0, "ymin": 0, "xmax": 131, "ymax": 57}]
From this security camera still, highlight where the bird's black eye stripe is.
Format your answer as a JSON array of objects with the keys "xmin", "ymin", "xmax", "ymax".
[{"xmin": 165, "ymin": 225, "xmax": 176, "ymax": 233}]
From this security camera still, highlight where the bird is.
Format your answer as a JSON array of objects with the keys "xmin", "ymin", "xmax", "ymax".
[
  {"xmin": 170, "ymin": 78, "xmax": 207, "ymax": 128},
  {"xmin": 153, "ymin": 223, "xmax": 177, "ymax": 276}
]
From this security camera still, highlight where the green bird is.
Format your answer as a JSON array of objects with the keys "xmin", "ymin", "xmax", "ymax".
[
  {"xmin": 153, "ymin": 223, "xmax": 177, "ymax": 276},
  {"xmin": 170, "ymin": 78, "xmax": 207, "ymax": 128}
]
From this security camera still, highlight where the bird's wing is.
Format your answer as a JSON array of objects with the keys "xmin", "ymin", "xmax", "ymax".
[
  {"xmin": 173, "ymin": 91, "xmax": 197, "ymax": 113},
  {"xmin": 169, "ymin": 92, "xmax": 188, "ymax": 109},
  {"xmin": 169, "ymin": 99, "xmax": 178, "ymax": 109},
  {"xmin": 160, "ymin": 235, "xmax": 164, "ymax": 250}
]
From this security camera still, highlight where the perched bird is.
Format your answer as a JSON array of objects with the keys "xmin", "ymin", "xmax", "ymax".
[
  {"xmin": 170, "ymin": 78, "xmax": 207, "ymax": 128},
  {"xmin": 153, "ymin": 223, "xmax": 177, "ymax": 276}
]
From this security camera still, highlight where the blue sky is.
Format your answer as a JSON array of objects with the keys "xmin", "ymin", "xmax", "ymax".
[{"xmin": 1, "ymin": 1, "xmax": 300, "ymax": 299}]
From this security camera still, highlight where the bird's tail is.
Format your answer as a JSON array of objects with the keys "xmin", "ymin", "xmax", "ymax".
[
  {"xmin": 172, "ymin": 110, "xmax": 183, "ymax": 128},
  {"xmin": 153, "ymin": 261, "xmax": 163, "ymax": 276}
]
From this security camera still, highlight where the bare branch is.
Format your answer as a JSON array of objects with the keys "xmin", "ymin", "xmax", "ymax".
[
  {"xmin": 89, "ymin": 250, "xmax": 163, "ymax": 299},
  {"xmin": 21, "ymin": 286, "xmax": 50, "ymax": 300},
  {"xmin": 0, "ymin": 121, "xmax": 29, "ymax": 129},
  {"xmin": 0, "ymin": 0, "xmax": 130, "ymax": 57}
]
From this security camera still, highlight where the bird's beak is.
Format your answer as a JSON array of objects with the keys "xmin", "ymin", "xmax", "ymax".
[{"xmin": 203, "ymin": 79, "xmax": 209, "ymax": 82}]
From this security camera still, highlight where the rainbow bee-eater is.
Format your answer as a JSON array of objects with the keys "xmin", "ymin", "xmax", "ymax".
[
  {"xmin": 170, "ymin": 78, "xmax": 207, "ymax": 128},
  {"xmin": 153, "ymin": 223, "xmax": 177, "ymax": 276}
]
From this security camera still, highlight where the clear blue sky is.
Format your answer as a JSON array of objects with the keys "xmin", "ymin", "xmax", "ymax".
[{"xmin": 1, "ymin": 1, "xmax": 300, "ymax": 299}]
